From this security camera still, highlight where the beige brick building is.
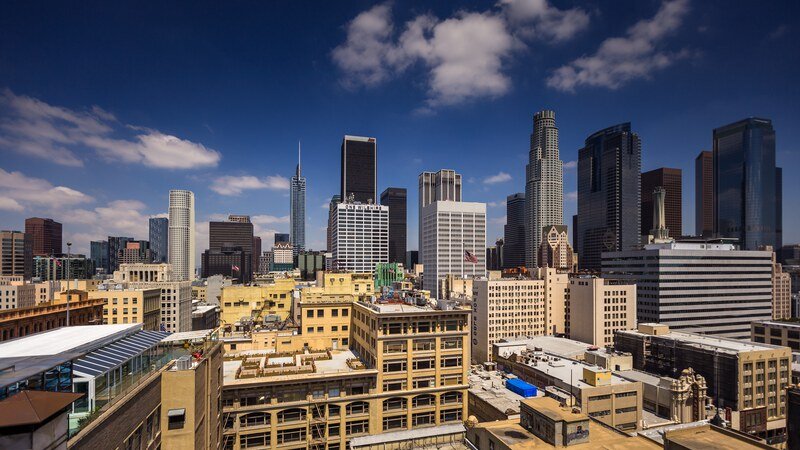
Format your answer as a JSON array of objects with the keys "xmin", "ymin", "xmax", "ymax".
[{"xmin": 567, "ymin": 277, "xmax": 636, "ymax": 346}]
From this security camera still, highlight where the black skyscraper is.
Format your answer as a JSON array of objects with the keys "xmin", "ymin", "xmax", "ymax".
[
  {"xmin": 714, "ymin": 118, "xmax": 782, "ymax": 250},
  {"xmin": 503, "ymin": 193, "xmax": 526, "ymax": 268},
  {"xmin": 202, "ymin": 218, "xmax": 254, "ymax": 282},
  {"xmin": 341, "ymin": 135, "xmax": 377, "ymax": 203},
  {"xmin": 576, "ymin": 123, "xmax": 641, "ymax": 271},
  {"xmin": 380, "ymin": 187, "xmax": 407, "ymax": 264},
  {"xmin": 149, "ymin": 217, "xmax": 169, "ymax": 263},
  {"xmin": 107, "ymin": 236, "xmax": 133, "ymax": 273}
]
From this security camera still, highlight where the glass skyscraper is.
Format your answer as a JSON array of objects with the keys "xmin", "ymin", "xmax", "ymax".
[
  {"xmin": 290, "ymin": 144, "xmax": 306, "ymax": 254},
  {"xmin": 576, "ymin": 122, "xmax": 641, "ymax": 271},
  {"xmin": 148, "ymin": 217, "xmax": 169, "ymax": 263},
  {"xmin": 713, "ymin": 117, "xmax": 782, "ymax": 250}
]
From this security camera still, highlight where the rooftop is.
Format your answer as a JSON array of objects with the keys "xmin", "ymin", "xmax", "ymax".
[
  {"xmin": 161, "ymin": 329, "xmax": 216, "ymax": 344},
  {"xmin": 350, "ymin": 423, "xmax": 466, "ymax": 449},
  {"xmin": 495, "ymin": 336, "xmax": 596, "ymax": 360},
  {"xmin": 0, "ymin": 324, "xmax": 141, "ymax": 358},
  {"xmin": 522, "ymin": 396, "xmax": 586, "ymax": 423},
  {"xmin": 0, "ymin": 390, "xmax": 84, "ymax": 428},
  {"xmin": 499, "ymin": 350, "xmax": 631, "ymax": 390},
  {"xmin": 754, "ymin": 320, "xmax": 800, "ymax": 329},
  {"xmin": 223, "ymin": 348, "xmax": 375, "ymax": 385},
  {"xmin": 356, "ymin": 299, "xmax": 467, "ymax": 314},
  {"xmin": 660, "ymin": 423, "xmax": 770, "ymax": 449},
  {"xmin": 468, "ymin": 369, "xmax": 527, "ymax": 416},
  {"xmin": 618, "ymin": 326, "xmax": 787, "ymax": 354}
]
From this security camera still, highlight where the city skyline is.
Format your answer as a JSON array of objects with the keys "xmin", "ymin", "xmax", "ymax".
[{"xmin": 1, "ymin": 1, "xmax": 799, "ymax": 261}]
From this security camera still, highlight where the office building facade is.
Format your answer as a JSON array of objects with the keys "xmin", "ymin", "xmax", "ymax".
[
  {"xmin": 0, "ymin": 230, "xmax": 31, "ymax": 279},
  {"xmin": 695, "ymin": 151, "xmax": 714, "ymax": 237},
  {"xmin": 641, "ymin": 168, "xmax": 682, "ymax": 239},
  {"xmin": 537, "ymin": 225, "xmax": 576, "ymax": 272},
  {"xmin": 576, "ymin": 123, "xmax": 641, "ymax": 271},
  {"xmin": 503, "ymin": 193, "xmax": 526, "ymax": 269},
  {"xmin": 418, "ymin": 169, "xmax": 462, "ymax": 276},
  {"xmin": 603, "ymin": 241, "xmax": 773, "ymax": 339},
  {"xmin": 168, "ymin": 189, "xmax": 195, "ymax": 281},
  {"xmin": 341, "ymin": 135, "xmax": 377, "ymax": 203},
  {"xmin": 90, "ymin": 240, "xmax": 109, "ymax": 275},
  {"xmin": 33, "ymin": 254, "xmax": 93, "ymax": 281},
  {"xmin": 525, "ymin": 110, "xmax": 563, "ymax": 269},
  {"xmin": 566, "ymin": 277, "xmax": 636, "ymax": 347},
  {"xmin": 331, "ymin": 202, "xmax": 388, "ymax": 273},
  {"xmin": 107, "ymin": 236, "xmax": 133, "ymax": 274},
  {"xmin": 290, "ymin": 147, "xmax": 306, "ymax": 254},
  {"xmin": 148, "ymin": 217, "xmax": 169, "ymax": 263},
  {"xmin": 380, "ymin": 187, "xmax": 407, "ymax": 264},
  {"xmin": 714, "ymin": 117, "xmax": 782, "ymax": 250},
  {"xmin": 24, "ymin": 218, "xmax": 62, "ymax": 257},
  {"xmin": 420, "ymin": 200, "xmax": 486, "ymax": 296}
]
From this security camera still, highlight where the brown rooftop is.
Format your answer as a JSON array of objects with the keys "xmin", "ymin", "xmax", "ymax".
[{"xmin": 0, "ymin": 390, "xmax": 83, "ymax": 428}]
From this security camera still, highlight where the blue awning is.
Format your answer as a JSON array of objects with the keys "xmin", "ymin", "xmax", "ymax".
[{"xmin": 73, "ymin": 330, "xmax": 170, "ymax": 378}]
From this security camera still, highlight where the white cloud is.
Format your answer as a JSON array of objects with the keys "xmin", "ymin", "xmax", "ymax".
[
  {"xmin": 565, "ymin": 190, "xmax": 578, "ymax": 201},
  {"xmin": 547, "ymin": 0, "xmax": 690, "ymax": 92},
  {"xmin": 0, "ymin": 89, "xmax": 221, "ymax": 168},
  {"xmin": 60, "ymin": 199, "xmax": 154, "ymax": 256},
  {"xmin": 490, "ymin": 215, "xmax": 507, "ymax": 225},
  {"xmin": 563, "ymin": 160, "xmax": 577, "ymax": 169},
  {"xmin": 0, "ymin": 168, "xmax": 94, "ymax": 209},
  {"xmin": 332, "ymin": 1, "xmax": 588, "ymax": 109},
  {"xmin": 252, "ymin": 214, "xmax": 290, "ymax": 225},
  {"xmin": 0, "ymin": 198, "xmax": 23, "ymax": 211},
  {"xmin": 210, "ymin": 175, "xmax": 289, "ymax": 196},
  {"xmin": 487, "ymin": 199, "xmax": 507, "ymax": 208},
  {"xmin": 483, "ymin": 172, "xmax": 512, "ymax": 184}
]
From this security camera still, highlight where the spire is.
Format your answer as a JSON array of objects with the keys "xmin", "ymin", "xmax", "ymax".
[{"xmin": 296, "ymin": 140, "xmax": 301, "ymax": 177}]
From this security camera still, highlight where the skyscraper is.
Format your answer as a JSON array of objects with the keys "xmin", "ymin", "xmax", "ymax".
[
  {"xmin": 714, "ymin": 118, "xmax": 782, "ymax": 250},
  {"xmin": 202, "ymin": 215, "xmax": 254, "ymax": 282},
  {"xmin": 90, "ymin": 240, "xmax": 108, "ymax": 274},
  {"xmin": 694, "ymin": 151, "xmax": 713, "ymax": 237},
  {"xmin": 252, "ymin": 236, "xmax": 261, "ymax": 275},
  {"xmin": 325, "ymin": 195, "xmax": 341, "ymax": 252},
  {"xmin": 340, "ymin": 135, "xmax": 376, "ymax": 203},
  {"xmin": 149, "ymin": 217, "xmax": 169, "ymax": 263},
  {"xmin": 274, "ymin": 233, "xmax": 290, "ymax": 244},
  {"xmin": 418, "ymin": 169, "xmax": 462, "ymax": 266},
  {"xmin": 503, "ymin": 193, "xmax": 526, "ymax": 268},
  {"xmin": 24, "ymin": 218, "xmax": 62, "ymax": 257},
  {"xmin": 576, "ymin": 123, "xmax": 641, "ymax": 271},
  {"xmin": 0, "ymin": 230, "xmax": 31, "ymax": 278},
  {"xmin": 641, "ymin": 168, "xmax": 682, "ymax": 239},
  {"xmin": 380, "ymin": 187, "xmax": 407, "ymax": 264},
  {"xmin": 290, "ymin": 142, "xmax": 306, "ymax": 255},
  {"xmin": 107, "ymin": 236, "xmax": 133, "ymax": 273},
  {"xmin": 331, "ymin": 202, "xmax": 388, "ymax": 273},
  {"xmin": 169, "ymin": 189, "xmax": 195, "ymax": 281},
  {"xmin": 525, "ymin": 110, "xmax": 563, "ymax": 269}
]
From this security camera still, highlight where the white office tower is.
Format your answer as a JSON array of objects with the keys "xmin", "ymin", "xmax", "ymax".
[
  {"xmin": 418, "ymin": 170, "xmax": 462, "ymax": 270},
  {"xmin": 168, "ymin": 189, "xmax": 195, "ymax": 281},
  {"xmin": 603, "ymin": 241, "xmax": 773, "ymax": 339},
  {"xmin": 331, "ymin": 202, "xmax": 388, "ymax": 273},
  {"xmin": 420, "ymin": 200, "xmax": 486, "ymax": 297},
  {"xmin": 525, "ymin": 110, "xmax": 563, "ymax": 268}
]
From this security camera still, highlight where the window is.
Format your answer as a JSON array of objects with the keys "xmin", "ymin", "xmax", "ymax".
[
  {"xmin": 346, "ymin": 401, "xmax": 369, "ymax": 415},
  {"xmin": 413, "ymin": 394, "xmax": 435, "ymax": 407},
  {"xmin": 307, "ymin": 327, "xmax": 314, "ymax": 333},
  {"xmin": 383, "ymin": 397, "xmax": 406, "ymax": 412},
  {"xmin": 414, "ymin": 339, "xmax": 435, "ymax": 351},
  {"xmin": 441, "ymin": 391, "xmax": 462, "ymax": 404},
  {"xmin": 342, "ymin": 325, "xmax": 348, "ymax": 331},
  {"xmin": 167, "ymin": 408, "xmax": 186, "ymax": 430},
  {"xmin": 328, "ymin": 422, "xmax": 340, "ymax": 437},
  {"xmin": 383, "ymin": 361, "xmax": 407, "ymax": 372},
  {"xmin": 277, "ymin": 428, "xmax": 306, "ymax": 444},
  {"xmin": 332, "ymin": 309, "xmax": 339, "ymax": 317},
  {"xmin": 440, "ymin": 408, "xmax": 462, "ymax": 423},
  {"xmin": 413, "ymin": 377, "xmax": 435, "ymax": 389},
  {"xmin": 317, "ymin": 326, "xmax": 324, "ymax": 333},
  {"xmin": 342, "ymin": 309, "xmax": 348, "ymax": 316},
  {"xmin": 332, "ymin": 326, "xmax": 338, "ymax": 332},
  {"xmin": 240, "ymin": 433, "xmax": 270, "ymax": 448},
  {"xmin": 413, "ymin": 357, "xmax": 435, "ymax": 370},
  {"xmin": 440, "ymin": 356, "xmax": 462, "ymax": 368},
  {"xmin": 413, "ymin": 411, "xmax": 435, "ymax": 427},
  {"xmin": 346, "ymin": 419, "xmax": 369, "ymax": 435},
  {"xmin": 317, "ymin": 309, "xmax": 325, "ymax": 318},
  {"xmin": 383, "ymin": 415, "xmax": 407, "ymax": 430},
  {"xmin": 383, "ymin": 380, "xmax": 407, "ymax": 392},
  {"xmin": 384, "ymin": 341, "xmax": 407, "ymax": 354},
  {"xmin": 307, "ymin": 310, "xmax": 313, "ymax": 318},
  {"xmin": 278, "ymin": 408, "xmax": 306, "ymax": 423},
  {"xmin": 441, "ymin": 338, "xmax": 462, "ymax": 350}
]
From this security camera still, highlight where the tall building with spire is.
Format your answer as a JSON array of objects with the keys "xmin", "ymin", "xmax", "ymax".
[
  {"xmin": 525, "ymin": 110, "xmax": 563, "ymax": 269},
  {"xmin": 290, "ymin": 141, "xmax": 306, "ymax": 254}
]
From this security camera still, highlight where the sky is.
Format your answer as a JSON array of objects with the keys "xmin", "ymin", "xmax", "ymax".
[{"xmin": 0, "ymin": 0, "xmax": 798, "ymax": 266}]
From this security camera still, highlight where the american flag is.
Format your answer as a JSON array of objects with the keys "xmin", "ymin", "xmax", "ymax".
[
  {"xmin": 231, "ymin": 265, "xmax": 240, "ymax": 271},
  {"xmin": 464, "ymin": 250, "xmax": 478, "ymax": 264}
]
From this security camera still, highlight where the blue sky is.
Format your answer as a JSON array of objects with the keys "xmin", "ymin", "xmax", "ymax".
[{"xmin": 0, "ymin": 0, "xmax": 798, "ymax": 264}]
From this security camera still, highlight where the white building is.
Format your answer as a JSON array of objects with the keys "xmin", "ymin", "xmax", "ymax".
[
  {"xmin": 168, "ymin": 189, "xmax": 195, "ymax": 281},
  {"xmin": 603, "ymin": 241, "xmax": 773, "ymax": 339},
  {"xmin": 273, "ymin": 242, "xmax": 293, "ymax": 265},
  {"xmin": 0, "ymin": 282, "xmax": 35, "ymax": 310},
  {"xmin": 567, "ymin": 276, "xmax": 636, "ymax": 347},
  {"xmin": 421, "ymin": 200, "xmax": 486, "ymax": 296},
  {"xmin": 113, "ymin": 263, "xmax": 192, "ymax": 332},
  {"xmin": 418, "ymin": 169, "xmax": 462, "ymax": 271},
  {"xmin": 331, "ymin": 202, "xmax": 388, "ymax": 273}
]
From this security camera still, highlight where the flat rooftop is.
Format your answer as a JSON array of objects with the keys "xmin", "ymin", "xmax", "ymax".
[
  {"xmin": 351, "ymin": 423, "xmax": 466, "ymax": 448},
  {"xmin": 754, "ymin": 320, "xmax": 800, "ymax": 329},
  {"xmin": 523, "ymin": 397, "xmax": 586, "ymax": 422},
  {"xmin": 518, "ymin": 354, "xmax": 632, "ymax": 389},
  {"xmin": 0, "ymin": 324, "xmax": 141, "ymax": 358},
  {"xmin": 615, "ymin": 370, "xmax": 672, "ymax": 387},
  {"xmin": 661, "ymin": 424, "xmax": 769, "ymax": 449},
  {"xmin": 223, "ymin": 348, "xmax": 376, "ymax": 385},
  {"xmin": 468, "ymin": 370, "xmax": 527, "ymax": 416},
  {"xmin": 496, "ymin": 336, "xmax": 596, "ymax": 360},
  {"xmin": 474, "ymin": 418, "xmax": 658, "ymax": 449},
  {"xmin": 356, "ymin": 300, "xmax": 467, "ymax": 314},
  {"xmin": 618, "ymin": 327, "xmax": 786, "ymax": 354}
]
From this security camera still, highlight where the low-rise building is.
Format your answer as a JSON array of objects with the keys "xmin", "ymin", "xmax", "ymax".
[
  {"xmin": 752, "ymin": 320, "xmax": 800, "ymax": 352},
  {"xmin": 615, "ymin": 323, "xmax": 791, "ymax": 442},
  {"xmin": 0, "ymin": 281, "xmax": 35, "ymax": 310},
  {"xmin": 0, "ymin": 291, "xmax": 103, "ymax": 341},
  {"xmin": 567, "ymin": 276, "xmax": 636, "ymax": 347},
  {"xmin": 467, "ymin": 368, "xmax": 528, "ymax": 422},
  {"xmin": 192, "ymin": 302, "xmax": 220, "ymax": 331},
  {"xmin": 88, "ymin": 284, "xmax": 161, "ymax": 330},
  {"xmin": 219, "ymin": 279, "xmax": 295, "ymax": 326},
  {"xmin": 493, "ymin": 343, "xmax": 644, "ymax": 431}
]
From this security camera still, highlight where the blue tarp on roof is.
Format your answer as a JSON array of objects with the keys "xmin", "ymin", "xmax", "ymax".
[{"xmin": 506, "ymin": 378, "xmax": 537, "ymax": 397}]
